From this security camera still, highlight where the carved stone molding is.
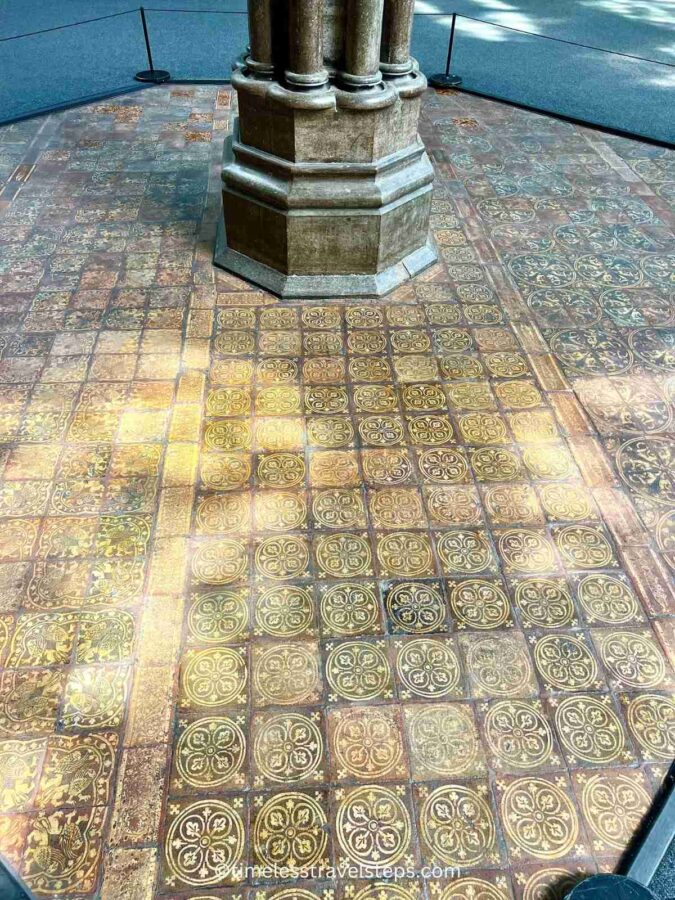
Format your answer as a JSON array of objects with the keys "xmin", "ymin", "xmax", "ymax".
[{"xmin": 215, "ymin": 0, "xmax": 436, "ymax": 297}]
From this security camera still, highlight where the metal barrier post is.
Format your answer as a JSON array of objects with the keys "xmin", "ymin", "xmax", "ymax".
[
  {"xmin": 429, "ymin": 13, "xmax": 462, "ymax": 89},
  {"xmin": 135, "ymin": 6, "xmax": 171, "ymax": 83}
]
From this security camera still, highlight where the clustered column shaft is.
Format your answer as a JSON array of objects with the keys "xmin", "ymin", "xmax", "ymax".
[
  {"xmin": 246, "ymin": 0, "xmax": 416, "ymax": 90},
  {"xmin": 341, "ymin": 0, "xmax": 386, "ymax": 88},
  {"xmin": 380, "ymin": 0, "xmax": 415, "ymax": 75},
  {"xmin": 286, "ymin": 0, "xmax": 328, "ymax": 89},
  {"xmin": 246, "ymin": 0, "xmax": 274, "ymax": 76},
  {"xmin": 221, "ymin": 0, "xmax": 435, "ymax": 295}
]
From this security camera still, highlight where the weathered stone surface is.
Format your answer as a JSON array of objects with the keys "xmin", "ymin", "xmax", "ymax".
[
  {"xmin": 215, "ymin": 0, "xmax": 436, "ymax": 297},
  {"xmin": 237, "ymin": 89, "xmax": 422, "ymax": 163},
  {"xmin": 381, "ymin": 0, "xmax": 416, "ymax": 73},
  {"xmin": 342, "ymin": 0, "xmax": 385, "ymax": 87}
]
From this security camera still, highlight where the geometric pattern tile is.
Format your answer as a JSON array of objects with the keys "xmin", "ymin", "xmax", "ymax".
[{"xmin": 0, "ymin": 84, "xmax": 672, "ymax": 899}]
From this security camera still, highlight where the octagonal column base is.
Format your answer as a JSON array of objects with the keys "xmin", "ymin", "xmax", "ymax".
[
  {"xmin": 215, "ymin": 73, "xmax": 436, "ymax": 299},
  {"xmin": 214, "ymin": 216, "xmax": 437, "ymax": 298}
]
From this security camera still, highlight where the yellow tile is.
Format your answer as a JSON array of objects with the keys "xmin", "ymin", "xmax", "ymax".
[
  {"xmin": 176, "ymin": 371, "xmax": 205, "ymax": 405},
  {"xmin": 137, "ymin": 595, "xmax": 184, "ymax": 667},
  {"xmin": 156, "ymin": 486, "xmax": 194, "ymax": 537},
  {"xmin": 182, "ymin": 337, "xmax": 210, "ymax": 370},
  {"xmin": 100, "ymin": 848, "xmax": 158, "ymax": 900},
  {"xmin": 169, "ymin": 405, "xmax": 202, "ymax": 442},
  {"xmin": 110, "ymin": 747, "xmax": 168, "ymax": 845},
  {"xmin": 163, "ymin": 444, "xmax": 199, "ymax": 487},
  {"xmin": 118, "ymin": 410, "xmax": 169, "ymax": 443},
  {"xmin": 125, "ymin": 666, "xmax": 176, "ymax": 747},
  {"xmin": 137, "ymin": 353, "xmax": 181, "ymax": 380},
  {"xmin": 148, "ymin": 537, "xmax": 188, "ymax": 594},
  {"xmin": 187, "ymin": 308, "xmax": 213, "ymax": 338}
]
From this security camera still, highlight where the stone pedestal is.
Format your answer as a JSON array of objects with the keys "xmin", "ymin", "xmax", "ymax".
[{"xmin": 214, "ymin": 0, "xmax": 436, "ymax": 298}]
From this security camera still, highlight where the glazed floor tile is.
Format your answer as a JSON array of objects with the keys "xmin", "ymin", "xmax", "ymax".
[{"xmin": 0, "ymin": 84, "xmax": 672, "ymax": 900}]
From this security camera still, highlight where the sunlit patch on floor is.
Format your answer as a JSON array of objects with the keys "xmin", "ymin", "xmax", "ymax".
[{"xmin": 0, "ymin": 84, "xmax": 672, "ymax": 899}]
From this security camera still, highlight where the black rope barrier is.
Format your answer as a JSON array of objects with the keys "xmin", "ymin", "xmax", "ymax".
[
  {"xmin": 0, "ymin": 5, "xmax": 672, "ymax": 144},
  {"xmin": 144, "ymin": 7, "xmax": 247, "ymax": 13},
  {"xmin": 457, "ymin": 12, "xmax": 675, "ymax": 66},
  {"xmin": 2, "ymin": 6, "xmax": 671, "ymax": 69},
  {"xmin": 416, "ymin": 11, "xmax": 674, "ymax": 69},
  {"xmin": 424, "ymin": 11, "xmax": 674, "ymax": 145},
  {"xmin": 0, "ymin": 9, "xmax": 139, "ymax": 43},
  {"xmin": 135, "ymin": 7, "xmax": 171, "ymax": 83},
  {"xmin": 429, "ymin": 12, "xmax": 462, "ymax": 88}
]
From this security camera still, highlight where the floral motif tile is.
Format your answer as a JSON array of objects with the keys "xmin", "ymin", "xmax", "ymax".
[{"xmin": 0, "ymin": 83, "xmax": 672, "ymax": 898}]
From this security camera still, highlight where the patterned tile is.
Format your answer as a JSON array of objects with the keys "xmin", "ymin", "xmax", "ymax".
[{"xmin": 0, "ymin": 83, "xmax": 672, "ymax": 897}]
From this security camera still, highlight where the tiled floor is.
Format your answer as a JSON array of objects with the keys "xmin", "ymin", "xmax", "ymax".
[{"xmin": 0, "ymin": 84, "xmax": 673, "ymax": 900}]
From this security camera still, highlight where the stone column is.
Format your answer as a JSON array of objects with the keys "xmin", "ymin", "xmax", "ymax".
[
  {"xmin": 380, "ymin": 0, "xmax": 415, "ymax": 76},
  {"xmin": 341, "ymin": 0, "xmax": 385, "ymax": 89},
  {"xmin": 286, "ymin": 0, "xmax": 328, "ymax": 89},
  {"xmin": 216, "ymin": 0, "xmax": 436, "ymax": 298},
  {"xmin": 246, "ymin": 0, "xmax": 274, "ymax": 77}
]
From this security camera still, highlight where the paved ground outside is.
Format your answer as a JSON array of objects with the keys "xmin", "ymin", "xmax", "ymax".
[
  {"xmin": 1, "ymin": 1, "xmax": 674, "ymax": 141},
  {"xmin": 0, "ymin": 84, "xmax": 673, "ymax": 900}
]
